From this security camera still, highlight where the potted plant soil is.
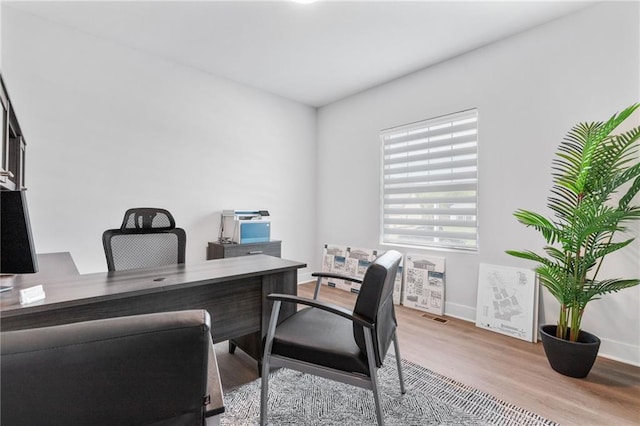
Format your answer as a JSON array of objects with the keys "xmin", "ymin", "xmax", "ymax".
[{"xmin": 507, "ymin": 104, "xmax": 640, "ymax": 378}]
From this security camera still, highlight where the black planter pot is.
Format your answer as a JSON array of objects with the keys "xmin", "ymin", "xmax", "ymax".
[{"xmin": 539, "ymin": 325, "xmax": 601, "ymax": 378}]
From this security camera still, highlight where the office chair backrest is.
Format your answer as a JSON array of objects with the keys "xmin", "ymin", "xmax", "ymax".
[
  {"xmin": 121, "ymin": 207, "xmax": 175, "ymax": 230},
  {"xmin": 103, "ymin": 208, "xmax": 186, "ymax": 272},
  {"xmin": 353, "ymin": 250, "xmax": 402, "ymax": 368}
]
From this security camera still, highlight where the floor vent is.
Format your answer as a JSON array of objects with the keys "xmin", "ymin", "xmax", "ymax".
[{"xmin": 421, "ymin": 313, "xmax": 449, "ymax": 324}]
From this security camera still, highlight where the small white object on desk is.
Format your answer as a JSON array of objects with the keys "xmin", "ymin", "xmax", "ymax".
[{"xmin": 19, "ymin": 285, "xmax": 46, "ymax": 305}]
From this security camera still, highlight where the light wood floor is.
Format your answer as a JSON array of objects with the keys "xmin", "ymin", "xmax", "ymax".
[{"xmin": 215, "ymin": 282, "xmax": 640, "ymax": 426}]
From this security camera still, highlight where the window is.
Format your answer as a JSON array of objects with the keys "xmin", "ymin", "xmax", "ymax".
[{"xmin": 380, "ymin": 109, "xmax": 478, "ymax": 251}]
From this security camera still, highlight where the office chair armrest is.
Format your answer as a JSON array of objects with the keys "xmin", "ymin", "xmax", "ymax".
[
  {"xmin": 267, "ymin": 293, "xmax": 374, "ymax": 328},
  {"xmin": 311, "ymin": 272, "xmax": 363, "ymax": 284}
]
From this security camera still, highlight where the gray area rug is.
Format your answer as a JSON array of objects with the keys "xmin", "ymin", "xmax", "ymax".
[{"xmin": 221, "ymin": 355, "xmax": 558, "ymax": 425}]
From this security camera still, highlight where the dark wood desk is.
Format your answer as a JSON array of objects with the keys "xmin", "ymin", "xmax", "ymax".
[
  {"xmin": 0, "ymin": 253, "xmax": 306, "ymax": 366},
  {"xmin": 2, "ymin": 253, "xmax": 303, "ymax": 421}
]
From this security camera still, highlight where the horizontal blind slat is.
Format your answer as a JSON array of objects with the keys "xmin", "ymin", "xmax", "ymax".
[
  {"xmin": 384, "ymin": 145, "xmax": 477, "ymax": 166},
  {"xmin": 384, "ymin": 235, "xmax": 477, "ymax": 251},
  {"xmin": 382, "ymin": 182, "xmax": 476, "ymax": 195},
  {"xmin": 384, "ymin": 218, "xmax": 477, "ymax": 227},
  {"xmin": 383, "ymin": 182, "xmax": 476, "ymax": 195},
  {"xmin": 384, "ymin": 228, "xmax": 477, "ymax": 241},
  {"xmin": 382, "ymin": 121, "xmax": 477, "ymax": 146},
  {"xmin": 384, "ymin": 195, "xmax": 477, "ymax": 204},
  {"xmin": 384, "ymin": 170, "xmax": 477, "ymax": 185},
  {"xmin": 385, "ymin": 158, "xmax": 477, "ymax": 175},
  {"xmin": 384, "ymin": 207, "xmax": 477, "ymax": 216},
  {"xmin": 384, "ymin": 133, "xmax": 477, "ymax": 156}
]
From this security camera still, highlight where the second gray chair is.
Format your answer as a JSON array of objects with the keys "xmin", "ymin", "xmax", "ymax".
[
  {"xmin": 102, "ymin": 207, "xmax": 186, "ymax": 271},
  {"xmin": 260, "ymin": 250, "xmax": 406, "ymax": 426},
  {"xmin": 1, "ymin": 310, "xmax": 218, "ymax": 425}
]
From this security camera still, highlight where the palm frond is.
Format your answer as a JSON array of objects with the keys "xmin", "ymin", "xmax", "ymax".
[
  {"xmin": 543, "ymin": 246, "xmax": 568, "ymax": 263},
  {"xmin": 589, "ymin": 239, "xmax": 634, "ymax": 261},
  {"xmin": 596, "ymin": 104, "xmax": 640, "ymax": 138},
  {"xmin": 581, "ymin": 278, "xmax": 640, "ymax": 305},
  {"xmin": 535, "ymin": 264, "xmax": 573, "ymax": 304},
  {"xmin": 512, "ymin": 209, "xmax": 562, "ymax": 244},
  {"xmin": 620, "ymin": 175, "xmax": 640, "ymax": 209},
  {"xmin": 505, "ymin": 249, "xmax": 551, "ymax": 265}
]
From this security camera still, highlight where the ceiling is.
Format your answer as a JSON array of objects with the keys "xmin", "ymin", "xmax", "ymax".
[{"xmin": 6, "ymin": 1, "xmax": 593, "ymax": 107}]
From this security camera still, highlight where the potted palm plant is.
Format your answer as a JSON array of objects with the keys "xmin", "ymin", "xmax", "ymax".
[{"xmin": 506, "ymin": 104, "xmax": 640, "ymax": 378}]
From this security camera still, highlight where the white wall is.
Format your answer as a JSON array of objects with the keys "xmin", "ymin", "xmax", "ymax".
[
  {"xmin": 3, "ymin": 2, "xmax": 639, "ymax": 365},
  {"xmin": 317, "ymin": 2, "xmax": 640, "ymax": 365},
  {"xmin": 2, "ymin": 6, "xmax": 317, "ymax": 279}
]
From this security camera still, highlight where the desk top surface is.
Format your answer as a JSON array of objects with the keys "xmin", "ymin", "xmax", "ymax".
[{"xmin": 0, "ymin": 253, "xmax": 305, "ymax": 317}]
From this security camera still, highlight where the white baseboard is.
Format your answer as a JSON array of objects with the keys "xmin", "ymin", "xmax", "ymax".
[
  {"xmin": 443, "ymin": 302, "xmax": 640, "ymax": 367},
  {"xmin": 597, "ymin": 337, "xmax": 640, "ymax": 367},
  {"xmin": 297, "ymin": 272, "xmax": 314, "ymax": 284},
  {"xmin": 443, "ymin": 301, "xmax": 476, "ymax": 322}
]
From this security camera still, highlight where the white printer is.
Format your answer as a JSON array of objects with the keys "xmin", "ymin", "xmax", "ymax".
[{"xmin": 220, "ymin": 210, "xmax": 271, "ymax": 244}]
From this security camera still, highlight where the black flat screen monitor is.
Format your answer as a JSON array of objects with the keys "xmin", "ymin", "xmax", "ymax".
[{"xmin": 1, "ymin": 190, "xmax": 38, "ymax": 274}]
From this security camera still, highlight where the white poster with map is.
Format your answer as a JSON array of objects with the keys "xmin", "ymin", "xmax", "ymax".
[
  {"xmin": 321, "ymin": 244, "xmax": 347, "ymax": 289},
  {"xmin": 343, "ymin": 246, "xmax": 379, "ymax": 293},
  {"xmin": 402, "ymin": 254, "xmax": 446, "ymax": 315},
  {"xmin": 393, "ymin": 263, "xmax": 403, "ymax": 305},
  {"xmin": 475, "ymin": 263, "xmax": 538, "ymax": 342}
]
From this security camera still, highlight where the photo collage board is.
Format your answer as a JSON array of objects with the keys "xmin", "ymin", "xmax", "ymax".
[
  {"xmin": 321, "ymin": 244, "xmax": 403, "ymax": 304},
  {"xmin": 321, "ymin": 245, "xmax": 445, "ymax": 312}
]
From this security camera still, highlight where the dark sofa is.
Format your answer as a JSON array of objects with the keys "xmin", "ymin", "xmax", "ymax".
[{"xmin": 1, "ymin": 309, "xmax": 223, "ymax": 426}]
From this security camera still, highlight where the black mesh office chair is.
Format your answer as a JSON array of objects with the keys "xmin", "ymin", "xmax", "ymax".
[
  {"xmin": 102, "ymin": 208, "xmax": 186, "ymax": 272},
  {"xmin": 260, "ymin": 250, "xmax": 406, "ymax": 426}
]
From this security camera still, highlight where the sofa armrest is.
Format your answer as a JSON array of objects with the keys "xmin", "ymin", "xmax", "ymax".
[{"xmin": 205, "ymin": 332, "xmax": 225, "ymax": 418}]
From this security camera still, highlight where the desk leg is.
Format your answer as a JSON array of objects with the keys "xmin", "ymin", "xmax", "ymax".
[{"xmin": 229, "ymin": 333, "xmax": 261, "ymax": 361}]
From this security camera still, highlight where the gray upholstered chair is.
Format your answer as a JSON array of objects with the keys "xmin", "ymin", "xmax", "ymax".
[
  {"xmin": 260, "ymin": 250, "xmax": 406, "ymax": 426},
  {"xmin": 102, "ymin": 207, "xmax": 186, "ymax": 271},
  {"xmin": 1, "ymin": 310, "xmax": 222, "ymax": 426}
]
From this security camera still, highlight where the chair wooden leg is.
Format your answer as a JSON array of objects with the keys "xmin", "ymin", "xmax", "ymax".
[
  {"xmin": 392, "ymin": 332, "xmax": 406, "ymax": 394},
  {"xmin": 364, "ymin": 328, "xmax": 384, "ymax": 426}
]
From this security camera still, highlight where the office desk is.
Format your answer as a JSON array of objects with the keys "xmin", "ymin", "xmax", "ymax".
[{"xmin": 0, "ymin": 253, "xmax": 306, "ymax": 366}]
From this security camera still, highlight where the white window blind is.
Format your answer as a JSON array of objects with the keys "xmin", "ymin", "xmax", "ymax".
[{"xmin": 380, "ymin": 109, "xmax": 478, "ymax": 251}]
